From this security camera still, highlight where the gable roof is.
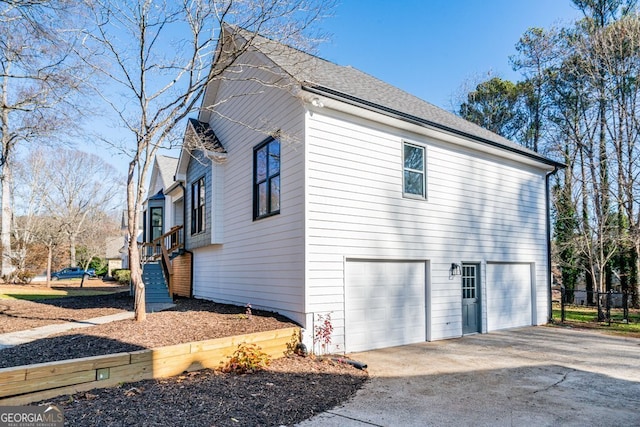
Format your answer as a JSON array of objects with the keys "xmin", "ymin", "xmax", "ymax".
[
  {"xmin": 187, "ymin": 118, "xmax": 225, "ymax": 153},
  {"xmin": 231, "ymin": 27, "xmax": 563, "ymax": 169},
  {"xmin": 175, "ymin": 119, "xmax": 227, "ymax": 181},
  {"xmin": 154, "ymin": 154, "xmax": 179, "ymax": 190},
  {"xmin": 105, "ymin": 236, "xmax": 123, "ymax": 259}
]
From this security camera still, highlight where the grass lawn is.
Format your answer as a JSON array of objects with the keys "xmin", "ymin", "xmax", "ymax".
[
  {"xmin": 0, "ymin": 284, "xmax": 124, "ymax": 301},
  {"xmin": 552, "ymin": 303, "xmax": 640, "ymax": 336}
]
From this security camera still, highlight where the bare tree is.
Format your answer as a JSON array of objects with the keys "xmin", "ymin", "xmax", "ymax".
[
  {"xmin": 80, "ymin": 0, "xmax": 333, "ymax": 321},
  {"xmin": 76, "ymin": 210, "xmax": 121, "ymax": 272},
  {"xmin": 31, "ymin": 215, "xmax": 65, "ymax": 286},
  {"xmin": 591, "ymin": 15, "xmax": 640, "ymax": 305},
  {"xmin": 42, "ymin": 148, "xmax": 123, "ymax": 268},
  {"xmin": 0, "ymin": 0, "xmax": 85, "ymax": 277},
  {"xmin": 11, "ymin": 148, "xmax": 121, "ymax": 284},
  {"xmin": 8, "ymin": 150, "xmax": 49, "ymax": 281}
]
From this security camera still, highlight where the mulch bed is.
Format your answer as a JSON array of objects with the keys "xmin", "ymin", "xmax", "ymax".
[
  {"xmin": 0, "ymin": 296, "xmax": 299, "ymax": 368},
  {"xmin": 0, "ymin": 293, "xmax": 368, "ymax": 426},
  {"xmin": 43, "ymin": 356, "xmax": 366, "ymax": 427},
  {"xmin": 0, "ymin": 289, "xmax": 132, "ymax": 333}
]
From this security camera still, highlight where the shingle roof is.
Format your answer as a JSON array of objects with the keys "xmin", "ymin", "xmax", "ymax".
[
  {"xmin": 155, "ymin": 155, "xmax": 179, "ymax": 190},
  {"xmin": 237, "ymin": 28, "xmax": 562, "ymax": 168},
  {"xmin": 105, "ymin": 236, "xmax": 123, "ymax": 259},
  {"xmin": 188, "ymin": 118, "xmax": 226, "ymax": 153}
]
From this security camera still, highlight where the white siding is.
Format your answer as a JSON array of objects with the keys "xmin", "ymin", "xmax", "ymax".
[
  {"xmin": 192, "ymin": 50, "xmax": 552, "ymax": 351},
  {"xmin": 210, "ymin": 161, "xmax": 224, "ymax": 244},
  {"xmin": 191, "ymin": 50, "xmax": 306, "ymax": 325},
  {"xmin": 173, "ymin": 198, "xmax": 183, "ymax": 228},
  {"xmin": 305, "ymin": 109, "xmax": 550, "ymax": 348}
]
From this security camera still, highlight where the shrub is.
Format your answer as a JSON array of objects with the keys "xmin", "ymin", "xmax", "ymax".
[
  {"xmin": 2, "ymin": 270, "xmax": 35, "ymax": 284},
  {"xmin": 221, "ymin": 343, "xmax": 270, "ymax": 374},
  {"xmin": 89, "ymin": 257, "xmax": 108, "ymax": 277},
  {"xmin": 314, "ymin": 313, "xmax": 333, "ymax": 355},
  {"xmin": 16, "ymin": 270, "xmax": 35, "ymax": 284},
  {"xmin": 113, "ymin": 269, "xmax": 131, "ymax": 285}
]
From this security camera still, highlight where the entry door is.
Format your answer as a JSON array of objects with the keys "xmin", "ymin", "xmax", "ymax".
[
  {"xmin": 462, "ymin": 263, "xmax": 481, "ymax": 335},
  {"xmin": 150, "ymin": 207, "xmax": 163, "ymax": 242}
]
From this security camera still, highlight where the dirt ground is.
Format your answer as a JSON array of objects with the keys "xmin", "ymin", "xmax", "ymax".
[{"xmin": 0, "ymin": 289, "xmax": 368, "ymax": 426}]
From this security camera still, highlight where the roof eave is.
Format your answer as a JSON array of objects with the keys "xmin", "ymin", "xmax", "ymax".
[{"xmin": 302, "ymin": 84, "xmax": 566, "ymax": 170}]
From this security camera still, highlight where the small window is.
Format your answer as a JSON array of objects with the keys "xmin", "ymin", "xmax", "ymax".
[
  {"xmin": 403, "ymin": 142, "xmax": 426, "ymax": 198},
  {"xmin": 191, "ymin": 176, "xmax": 205, "ymax": 234},
  {"xmin": 254, "ymin": 138, "xmax": 280, "ymax": 219}
]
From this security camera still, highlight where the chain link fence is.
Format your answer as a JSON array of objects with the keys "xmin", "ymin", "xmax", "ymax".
[{"xmin": 559, "ymin": 288, "xmax": 638, "ymax": 324}]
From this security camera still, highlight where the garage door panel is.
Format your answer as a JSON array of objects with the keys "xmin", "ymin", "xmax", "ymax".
[
  {"xmin": 486, "ymin": 263, "xmax": 532, "ymax": 331},
  {"xmin": 345, "ymin": 260, "xmax": 426, "ymax": 353}
]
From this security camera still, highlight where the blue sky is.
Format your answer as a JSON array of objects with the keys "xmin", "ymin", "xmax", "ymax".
[
  {"xmin": 94, "ymin": 0, "xmax": 584, "ymax": 176},
  {"xmin": 316, "ymin": 0, "xmax": 583, "ymax": 110}
]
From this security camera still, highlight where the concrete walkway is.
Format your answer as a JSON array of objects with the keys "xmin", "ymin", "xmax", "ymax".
[
  {"xmin": 0, "ymin": 301, "xmax": 177, "ymax": 349},
  {"xmin": 0, "ymin": 312, "xmax": 135, "ymax": 349},
  {"xmin": 297, "ymin": 327, "xmax": 640, "ymax": 427}
]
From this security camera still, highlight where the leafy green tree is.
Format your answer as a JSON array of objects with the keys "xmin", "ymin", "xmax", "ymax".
[
  {"xmin": 511, "ymin": 27, "xmax": 559, "ymax": 153},
  {"xmin": 458, "ymin": 77, "xmax": 525, "ymax": 141},
  {"xmin": 457, "ymin": 1, "xmax": 640, "ymax": 309}
]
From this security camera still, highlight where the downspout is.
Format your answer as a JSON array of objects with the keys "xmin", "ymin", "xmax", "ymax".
[{"xmin": 546, "ymin": 166, "xmax": 559, "ymax": 323}]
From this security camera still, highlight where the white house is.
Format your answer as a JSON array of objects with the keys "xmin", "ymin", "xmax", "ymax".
[{"xmin": 152, "ymin": 26, "xmax": 563, "ymax": 353}]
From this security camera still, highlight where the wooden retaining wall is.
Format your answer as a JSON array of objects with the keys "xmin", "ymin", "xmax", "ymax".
[{"xmin": 0, "ymin": 327, "xmax": 298, "ymax": 406}]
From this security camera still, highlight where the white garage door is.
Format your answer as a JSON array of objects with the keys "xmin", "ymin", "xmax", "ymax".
[
  {"xmin": 345, "ymin": 260, "xmax": 426, "ymax": 352},
  {"xmin": 486, "ymin": 263, "xmax": 533, "ymax": 331}
]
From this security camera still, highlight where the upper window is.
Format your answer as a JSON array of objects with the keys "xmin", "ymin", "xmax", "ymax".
[
  {"xmin": 403, "ymin": 142, "xmax": 426, "ymax": 198},
  {"xmin": 191, "ymin": 176, "xmax": 205, "ymax": 234},
  {"xmin": 254, "ymin": 138, "xmax": 280, "ymax": 219}
]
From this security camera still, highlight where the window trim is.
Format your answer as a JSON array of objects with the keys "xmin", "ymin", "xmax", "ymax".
[
  {"xmin": 253, "ymin": 137, "xmax": 281, "ymax": 220},
  {"xmin": 402, "ymin": 141, "xmax": 427, "ymax": 199},
  {"xmin": 191, "ymin": 175, "xmax": 206, "ymax": 235}
]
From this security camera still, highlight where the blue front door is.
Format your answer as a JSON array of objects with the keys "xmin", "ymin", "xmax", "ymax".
[{"xmin": 462, "ymin": 263, "xmax": 481, "ymax": 335}]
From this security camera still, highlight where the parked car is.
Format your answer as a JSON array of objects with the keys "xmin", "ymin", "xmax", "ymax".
[{"xmin": 50, "ymin": 267, "xmax": 96, "ymax": 281}]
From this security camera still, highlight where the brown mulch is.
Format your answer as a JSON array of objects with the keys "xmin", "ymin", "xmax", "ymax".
[
  {"xmin": 0, "ymin": 296, "xmax": 296, "ymax": 368},
  {"xmin": 0, "ymin": 293, "xmax": 368, "ymax": 426},
  {"xmin": 0, "ymin": 290, "xmax": 131, "ymax": 334},
  {"xmin": 43, "ymin": 356, "xmax": 366, "ymax": 427}
]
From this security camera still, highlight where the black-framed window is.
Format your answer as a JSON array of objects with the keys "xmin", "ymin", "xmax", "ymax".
[
  {"xmin": 191, "ymin": 176, "xmax": 205, "ymax": 234},
  {"xmin": 254, "ymin": 138, "xmax": 280, "ymax": 219},
  {"xmin": 403, "ymin": 142, "xmax": 426, "ymax": 198},
  {"xmin": 150, "ymin": 207, "xmax": 163, "ymax": 241}
]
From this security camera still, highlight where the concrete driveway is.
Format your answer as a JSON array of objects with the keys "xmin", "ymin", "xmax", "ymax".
[{"xmin": 297, "ymin": 327, "xmax": 640, "ymax": 426}]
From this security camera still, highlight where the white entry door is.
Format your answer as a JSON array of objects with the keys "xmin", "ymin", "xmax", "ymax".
[{"xmin": 344, "ymin": 260, "xmax": 426, "ymax": 352}]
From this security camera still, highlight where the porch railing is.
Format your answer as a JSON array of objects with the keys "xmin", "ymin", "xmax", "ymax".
[{"xmin": 140, "ymin": 225, "xmax": 184, "ymax": 297}]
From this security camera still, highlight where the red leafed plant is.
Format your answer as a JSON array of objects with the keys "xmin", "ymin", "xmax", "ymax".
[{"xmin": 314, "ymin": 313, "xmax": 333, "ymax": 355}]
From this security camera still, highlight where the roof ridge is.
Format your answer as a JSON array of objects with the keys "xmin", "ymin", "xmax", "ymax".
[{"xmin": 224, "ymin": 24, "xmax": 563, "ymax": 168}]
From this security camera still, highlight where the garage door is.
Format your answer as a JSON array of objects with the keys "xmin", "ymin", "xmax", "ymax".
[
  {"xmin": 486, "ymin": 263, "xmax": 532, "ymax": 331},
  {"xmin": 345, "ymin": 260, "xmax": 426, "ymax": 352}
]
